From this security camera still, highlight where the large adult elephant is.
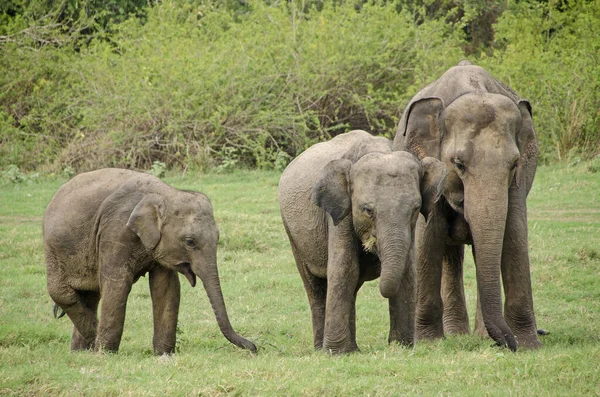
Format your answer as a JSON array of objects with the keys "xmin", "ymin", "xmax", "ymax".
[
  {"xmin": 279, "ymin": 130, "xmax": 447, "ymax": 354},
  {"xmin": 392, "ymin": 61, "xmax": 542, "ymax": 351}
]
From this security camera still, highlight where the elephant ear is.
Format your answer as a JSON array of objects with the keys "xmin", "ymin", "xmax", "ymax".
[
  {"xmin": 400, "ymin": 97, "xmax": 444, "ymax": 159},
  {"xmin": 126, "ymin": 193, "xmax": 166, "ymax": 251},
  {"xmin": 514, "ymin": 100, "xmax": 538, "ymax": 192},
  {"xmin": 420, "ymin": 156, "xmax": 448, "ymax": 221},
  {"xmin": 311, "ymin": 159, "xmax": 352, "ymax": 226}
]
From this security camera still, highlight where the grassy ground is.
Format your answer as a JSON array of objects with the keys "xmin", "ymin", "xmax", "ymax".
[{"xmin": 0, "ymin": 163, "xmax": 599, "ymax": 396}]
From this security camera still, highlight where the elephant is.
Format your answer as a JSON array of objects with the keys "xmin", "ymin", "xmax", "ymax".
[
  {"xmin": 278, "ymin": 130, "xmax": 447, "ymax": 354},
  {"xmin": 392, "ymin": 61, "xmax": 542, "ymax": 351},
  {"xmin": 43, "ymin": 168, "xmax": 256, "ymax": 354}
]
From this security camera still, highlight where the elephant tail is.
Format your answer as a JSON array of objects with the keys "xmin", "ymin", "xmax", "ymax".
[{"xmin": 53, "ymin": 304, "xmax": 66, "ymax": 319}]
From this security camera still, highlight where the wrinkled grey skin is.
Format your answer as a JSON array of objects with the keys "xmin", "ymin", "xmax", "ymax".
[
  {"xmin": 44, "ymin": 168, "xmax": 256, "ymax": 354},
  {"xmin": 392, "ymin": 61, "xmax": 541, "ymax": 351},
  {"xmin": 279, "ymin": 130, "xmax": 447, "ymax": 354}
]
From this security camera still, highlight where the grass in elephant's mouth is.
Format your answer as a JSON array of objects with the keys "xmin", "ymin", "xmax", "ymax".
[{"xmin": 1, "ymin": 164, "xmax": 599, "ymax": 396}]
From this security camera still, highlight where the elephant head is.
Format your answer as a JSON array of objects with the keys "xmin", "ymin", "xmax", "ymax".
[
  {"xmin": 126, "ymin": 191, "xmax": 257, "ymax": 352},
  {"xmin": 311, "ymin": 151, "xmax": 447, "ymax": 298},
  {"xmin": 399, "ymin": 92, "xmax": 537, "ymax": 350}
]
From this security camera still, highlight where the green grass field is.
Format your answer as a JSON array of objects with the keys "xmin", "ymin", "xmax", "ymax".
[{"xmin": 1, "ymin": 163, "xmax": 599, "ymax": 396}]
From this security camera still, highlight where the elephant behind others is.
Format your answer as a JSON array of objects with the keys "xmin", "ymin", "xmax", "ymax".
[
  {"xmin": 279, "ymin": 130, "xmax": 447, "ymax": 354},
  {"xmin": 44, "ymin": 168, "xmax": 256, "ymax": 354},
  {"xmin": 393, "ymin": 61, "xmax": 542, "ymax": 351}
]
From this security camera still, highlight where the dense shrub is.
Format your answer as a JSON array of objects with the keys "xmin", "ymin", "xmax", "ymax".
[
  {"xmin": 1, "ymin": 1, "xmax": 463, "ymax": 171},
  {"xmin": 0, "ymin": 44, "xmax": 80, "ymax": 170},
  {"xmin": 0, "ymin": 0, "xmax": 598, "ymax": 172},
  {"xmin": 481, "ymin": 0, "xmax": 600, "ymax": 163}
]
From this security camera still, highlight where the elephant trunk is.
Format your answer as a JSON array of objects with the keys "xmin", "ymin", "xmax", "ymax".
[
  {"xmin": 378, "ymin": 228, "xmax": 411, "ymax": 299},
  {"xmin": 193, "ymin": 260, "xmax": 257, "ymax": 352},
  {"xmin": 465, "ymin": 184, "xmax": 517, "ymax": 351}
]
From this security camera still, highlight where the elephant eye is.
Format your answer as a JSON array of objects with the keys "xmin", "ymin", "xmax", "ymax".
[
  {"xmin": 184, "ymin": 238, "xmax": 197, "ymax": 248},
  {"xmin": 413, "ymin": 202, "xmax": 421, "ymax": 213},
  {"xmin": 411, "ymin": 207, "xmax": 420, "ymax": 224},
  {"xmin": 453, "ymin": 158, "xmax": 466, "ymax": 174},
  {"xmin": 511, "ymin": 160, "xmax": 519, "ymax": 171},
  {"xmin": 360, "ymin": 205, "xmax": 374, "ymax": 218}
]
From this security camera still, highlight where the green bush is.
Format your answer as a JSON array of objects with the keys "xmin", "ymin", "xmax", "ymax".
[
  {"xmin": 481, "ymin": 0, "xmax": 600, "ymax": 163},
  {"xmin": 0, "ymin": 42, "xmax": 81, "ymax": 170},
  {"xmin": 148, "ymin": 160, "xmax": 167, "ymax": 178},
  {"xmin": 0, "ymin": 0, "xmax": 598, "ymax": 172},
  {"xmin": 1, "ymin": 1, "xmax": 463, "ymax": 171},
  {"xmin": 0, "ymin": 164, "xmax": 40, "ymax": 184}
]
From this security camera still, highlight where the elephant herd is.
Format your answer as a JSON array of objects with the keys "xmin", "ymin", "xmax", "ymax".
[{"xmin": 43, "ymin": 62, "xmax": 543, "ymax": 355}]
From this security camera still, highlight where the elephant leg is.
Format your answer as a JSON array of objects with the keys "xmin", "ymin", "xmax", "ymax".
[
  {"xmin": 501, "ymin": 188, "xmax": 542, "ymax": 349},
  {"xmin": 441, "ymin": 244, "xmax": 470, "ymax": 335},
  {"xmin": 304, "ymin": 274, "xmax": 327, "ymax": 350},
  {"xmin": 149, "ymin": 266, "xmax": 180, "ymax": 355},
  {"xmin": 415, "ymin": 211, "xmax": 447, "ymax": 340},
  {"xmin": 47, "ymin": 267, "xmax": 98, "ymax": 350},
  {"xmin": 95, "ymin": 265, "xmax": 133, "ymax": 353},
  {"xmin": 324, "ymin": 265, "xmax": 359, "ymax": 354},
  {"xmin": 323, "ymin": 218, "xmax": 360, "ymax": 354},
  {"xmin": 70, "ymin": 291, "xmax": 100, "ymax": 350},
  {"xmin": 349, "ymin": 282, "xmax": 364, "ymax": 351},
  {"xmin": 290, "ymin": 238, "xmax": 327, "ymax": 350},
  {"xmin": 388, "ymin": 252, "xmax": 416, "ymax": 346},
  {"xmin": 71, "ymin": 327, "xmax": 89, "ymax": 351}
]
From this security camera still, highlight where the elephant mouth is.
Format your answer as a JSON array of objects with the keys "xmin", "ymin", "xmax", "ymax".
[{"xmin": 176, "ymin": 262, "xmax": 197, "ymax": 287}]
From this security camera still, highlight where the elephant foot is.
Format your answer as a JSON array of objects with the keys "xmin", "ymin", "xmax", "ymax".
[
  {"xmin": 415, "ymin": 333, "xmax": 444, "ymax": 342},
  {"xmin": 516, "ymin": 333, "xmax": 543, "ymax": 349},
  {"xmin": 388, "ymin": 330, "xmax": 414, "ymax": 347},
  {"xmin": 323, "ymin": 347, "xmax": 360, "ymax": 355},
  {"xmin": 94, "ymin": 337, "xmax": 119, "ymax": 354},
  {"xmin": 505, "ymin": 315, "xmax": 543, "ymax": 349},
  {"xmin": 415, "ymin": 322, "xmax": 444, "ymax": 341},
  {"xmin": 389, "ymin": 339, "xmax": 414, "ymax": 348},
  {"xmin": 71, "ymin": 340, "xmax": 94, "ymax": 351},
  {"xmin": 95, "ymin": 345, "xmax": 118, "ymax": 354},
  {"xmin": 153, "ymin": 344, "xmax": 176, "ymax": 356},
  {"xmin": 322, "ymin": 342, "xmax": 359, "ymax": 355},
  {"xmin": 443, "ymin": 322, "xmax": 470, "ymax": 336},
  {"xmin": 70, "ymin": 328, "xmax": 95, "ymax": 351}
]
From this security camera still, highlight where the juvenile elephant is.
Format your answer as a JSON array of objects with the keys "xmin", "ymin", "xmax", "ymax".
[
  {"xmin": 279, "ymin": 130, "xmax": 447, "ymax": 354},
  {"xmin": 392, "ymin": 61, "xmax": 542, "ymax": 350},
  {"xmin": 44, "ymin": 168, "xmax": 256, "ymax": 354}
]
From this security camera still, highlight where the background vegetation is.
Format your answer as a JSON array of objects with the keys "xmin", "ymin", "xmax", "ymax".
[
  {"xmin": 1, "ymin": 163, "xmax": 599, "ymax": 395},
  {"xmin": 1, "ymin": 0, "xmax": 599, "ymax": 173}
]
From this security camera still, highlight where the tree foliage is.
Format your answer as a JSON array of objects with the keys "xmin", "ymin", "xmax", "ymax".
[
  {"xmin": 482, "ymin": 0, "xmax": 600, "ymax": 161},
  {"xmin": 0, "ymin": 0, "xmax": 598, "ymax": 171}
]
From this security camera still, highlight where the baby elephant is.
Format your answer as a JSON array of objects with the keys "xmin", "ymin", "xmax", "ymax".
[
  {"xmin": 279, "ymin": 130, "xmax": 447, "ymax": 354},
  {"xmin": 44, "ymin": 168, "xmax": 256, "ymax": 354}
]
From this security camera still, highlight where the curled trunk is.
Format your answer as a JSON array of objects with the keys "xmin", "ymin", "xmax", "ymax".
[{"xmin": 194, "ymin": 262, "xmax": 257, "ymax": 352}]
